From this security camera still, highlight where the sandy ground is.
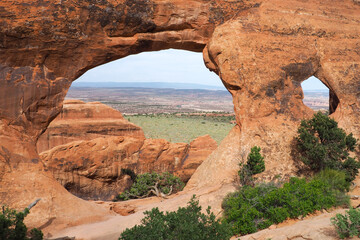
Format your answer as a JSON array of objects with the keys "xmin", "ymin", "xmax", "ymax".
[{"xmin": 48, "ymin": 184, "xmax": 237, "ymax": 240}]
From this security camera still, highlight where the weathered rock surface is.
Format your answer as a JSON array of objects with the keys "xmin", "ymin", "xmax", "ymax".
[
  {"xmin": 40, "ymin": 135, "xmax": 217, "ymax": 200},
  {"xmin": 0, "ymin": 0, "xmax": 247, "ymax": 229},
  {"xmin": 37, "ymin": 99, "xmax": 145, "ymax": 153},
  {"xmin": 195, "ymin": 0, "xmax": 360, "ymax": 189},
  {"xmin": 1, "ymin": 0, "xmax": 360, "ymax": 237},
  {"xmin": 175, "ymin": 134, "xmax": 219, "ymax": 182},
  {"xmin": 50, "ymin": 183, "xmax": 238, "ymax": 240},
  {"xmin": 238, "ymin": 209, "xmax": 348, "ymax": 240},
  {"xmin": 1, "ymin": 167, "xmax": 112, "ymax": 234}
]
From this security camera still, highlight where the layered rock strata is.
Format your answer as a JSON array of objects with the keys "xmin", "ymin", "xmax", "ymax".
[
  {"xmin": 37, "ymin": 99, "xmax": 145, "ymax": 153},
  {"xmin": 40, "ymin": 135, "xmax": 217, "ymax": 200}
]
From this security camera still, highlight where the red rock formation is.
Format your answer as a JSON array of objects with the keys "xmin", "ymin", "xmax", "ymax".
[
  {"xmin": 0, "ymin": 0, "xmax": 360, "ymax": 236},
  {"xmin": 0, "ymin": 1, "xmax": 247, "ymax": 228},
  {"xmin": 41, "ymin": 136, "xmax": 143, "ymax": 200},
  {"xmin": 40, "ymin": 135, "xmax": 217, "ymax": 200},
  {"xmin": 37, "ymin": 99, "xmax": 145, "ymax": 153},
  {"xmin": 190, "ymin": 0, "xmax": 360, "ymax": 190},
  {"xmin": 239, "ymin": 208, "xmax": 348, "ymax": 240},
  {"xmin": 175, "ymin": 135, "xmax": 218, "ymax": 181}
]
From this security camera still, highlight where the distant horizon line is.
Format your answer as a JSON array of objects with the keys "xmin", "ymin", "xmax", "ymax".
[
  {"xmin": 73, "ymin": 81, "xmax": 222, "ymax": 86},
  {"xmin": 71, "ymin": 81, "xmax": 329, "ymax": 92},
  {"xmin": 71, "ymin": 81, "xmax": 225, "ymax": 90}
]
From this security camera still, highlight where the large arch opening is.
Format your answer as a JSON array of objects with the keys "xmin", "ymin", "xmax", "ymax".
[
  {"xmin": 301, "ymin": 76, "xmax": 339, "ymax": 114},
  {"xmin": 67, "ymin": 49, "xmax": 235, "ymax": 142},
  {"xmin": 38, "ymin": 49, "xmax": 235, "ymax": 200}
]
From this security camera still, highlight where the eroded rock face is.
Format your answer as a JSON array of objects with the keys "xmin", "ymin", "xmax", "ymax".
[
  {"xmin": 37, "ymin": 99, "xmax": 145, "ymax": 153},
  {"xmin": 191, "ymin": 0, "xmax": 360, "ymax": 189},
  {"xmin": 1, "ymin": 0, "xmax": 360, "ymax": 236},
  {"xmin": 175, "ymin": 134, "xmax": 218, "ymax": 181},
  {"xmin": 41, "ymin": 136, "xmax": 143, "ymax": 200},
  {"xmin": 40, "ymin": 135, "xmax": 217, "ymax": 200},
  {"xmin": 239, "ymin": 209, "xmax": 346, "ymax": 240},
  {"xmin": 0, "ymin": 0, "xmax": 252, "ymax": 231}
]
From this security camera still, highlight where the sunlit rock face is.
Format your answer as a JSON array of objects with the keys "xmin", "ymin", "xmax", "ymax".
[
  {"xmin": 37, "ymin": 100, "xmax": 145, "ymax": 153},
  {"xmin": 0, "ymin": 0, "xmax": 248, "ymax": 231},
  {"xmin": 0, "ymin": 0, "xmax": 359, "ymax": 235},
  {"xmin": 190, "ymin": 0, "xmax": 360, "ymax": 189},
  {"xmin": 40, "ymin": 134, "xmax": 217, "ymax": 200}
]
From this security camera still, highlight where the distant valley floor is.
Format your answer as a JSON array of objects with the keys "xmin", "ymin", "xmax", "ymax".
[
  {"xmin": 66, "ymin": 87, "xmax": 329, "ymax": 114},
  {"xmin": 65, "ymin": 87, "xmax": 329, "ymax": 143}
]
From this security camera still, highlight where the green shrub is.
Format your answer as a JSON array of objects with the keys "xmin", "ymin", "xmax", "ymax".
[
  {"xmin": 222, "ymin": 171, "xmax": 349, "ymax": 236},
  {"xmin": 247, "ymin": 146, "xmax": 265, "ymax": 175},
  {"xmin": 238, "ymin": 165, "xmax": 253, "ymax": 186},
  {"xmin": 331, "ymin": 208, "xmax": 360, "ymax": 239},
  {"xmin": 313, "ymin": 168, "xmax": 350, "ymax": 192},
  {"xmin": 0, "ymin": 207, "xmax": 43, "ymax": 240},
  {"xmin": 342, "ymin": 157, "xmax": 360, "ymax": 182},
  {"xmin": 296, "ymin": 112, "xmax": 360, "ymax": 182},
  {"xmin": 239, "ymin": 146, "xmax": 265, "ymax": 186},
  {"xmin": 115, "ymin": 172, "xmax": 184, "ymax": 201},
  {"xmin": 119, "ymin": 195, "xmax": 232, "ymax": 240}
]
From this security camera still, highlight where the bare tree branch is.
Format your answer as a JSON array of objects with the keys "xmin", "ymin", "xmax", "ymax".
[
  {"xmin": 160, "ymin": 186, "xmax": 173, "ymax": 199},
  {"xmin": 24, "ymin": 198, "xmax": 41, "ymax": 213}
]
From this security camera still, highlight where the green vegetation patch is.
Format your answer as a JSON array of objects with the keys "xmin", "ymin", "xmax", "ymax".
[
  {"xmin": 125, "ymin": 113, "xmax": 235, "ymax": 144},
  {"xmin": 332, "ymin": 207, "xmax": 360, "ymax": 239},
  {"xmin": 222, "ymin": 170, "xmax": 349, "ymax": 236},
  {"xmin": 115, "ymin": 172, "xmax": 184, "ymax": 201},
  {"xmin": 238, "ymin": 146, "xmax": 265, "ymax": 186},
  {"xmin": 296, "ymin": 112, "xmax": 360, "ymax": 182},
  {"xmin": 0, "ymin": 206, "xmax": 43, "ymax": 240},
  {"xmin": 119, "ymin": 195, "xmax": 232, "ymax": 240}
]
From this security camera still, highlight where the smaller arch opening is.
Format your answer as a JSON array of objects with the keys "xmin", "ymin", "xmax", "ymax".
[{"xmin": 301, "ymin": 76, "xmax": 339, "ymax": 114}]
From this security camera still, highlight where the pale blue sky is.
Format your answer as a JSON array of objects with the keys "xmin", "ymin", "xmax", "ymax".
[
  {"xmin": 76, "ymin": 49, "xmax": 327, "ymax": 91},
  {"xmin": 302, "ymin": 76, "xmax": 327, "ymax": 91}
]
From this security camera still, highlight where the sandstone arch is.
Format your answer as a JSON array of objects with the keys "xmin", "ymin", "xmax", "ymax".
[
  {"xmin": 301, "ymin": 75, "xmax": 340, "ymax": 114},
  {"xmin": 0, "ymin": 0, "xmax": 251, "ymax": 232},
  {"xmin": 189, "ymin": 0, "xmax": 360, "ymax": 190},
  {"xmin": 1, "ymin": 0, "xmax": 360, "ymax": 236}
]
